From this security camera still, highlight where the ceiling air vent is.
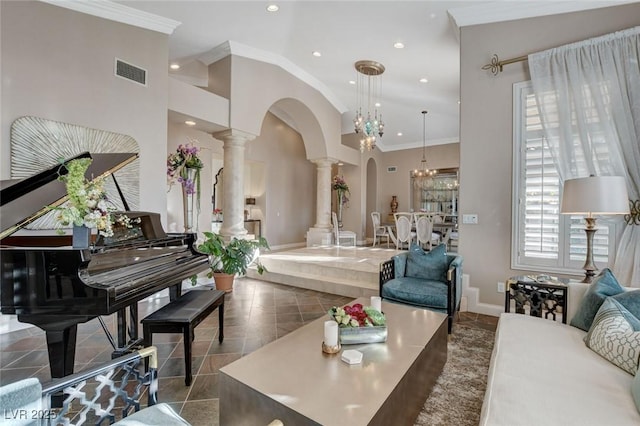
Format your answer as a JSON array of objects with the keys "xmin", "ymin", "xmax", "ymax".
[{"xmin": 115, "ymin": 58, "xmax": 147, "ymax": 86}]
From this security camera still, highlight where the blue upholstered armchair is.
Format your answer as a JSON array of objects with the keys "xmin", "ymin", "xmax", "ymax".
[{"xmin": 379, "ymin": 244, "xmax": 463, "ymax": 333}]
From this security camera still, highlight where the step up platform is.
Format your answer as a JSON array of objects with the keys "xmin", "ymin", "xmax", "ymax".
[{"xmin": 248, "ymin": 245, "xmax": 401, "ymax": 298}]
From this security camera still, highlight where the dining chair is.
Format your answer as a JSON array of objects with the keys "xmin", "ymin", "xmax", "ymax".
[
  {"xmin": 441, "ymin": 227, "xmax": 459, "ymax": 252},
  {"xmin": 332, "ymin": 211, "xmax": 356, "ymax": 247},
  {"xmin": 393, "ymin": 213, "xmax": 413, "ymax": 250},
  {"xmin": 415, "ymin": 215, "xmax": 440, "ymax": 250},
  {"xmin": 430, "ymin": 213, "xmax": 445, "ymax": 224},
  {"xmin": 371, "ymin": 212, "xmax": 390, "ymax": 247}
]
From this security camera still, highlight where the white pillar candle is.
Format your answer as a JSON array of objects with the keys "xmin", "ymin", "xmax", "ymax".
[
  {"xmin": 324, "ymin": 320, "xmax": 338, "ymax": 347},
  {"xmin": 371, "ymin": 296, "xmax": 382, "ymax": 312}
]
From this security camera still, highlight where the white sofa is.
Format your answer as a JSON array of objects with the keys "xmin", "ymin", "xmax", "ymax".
[{"xmin": 480, "ymin": 282, "xmax": 640, "ymax": 426}]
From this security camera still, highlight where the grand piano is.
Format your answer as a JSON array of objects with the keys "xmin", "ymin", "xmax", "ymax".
[{"xmin": 0, "ymin": 152, "xmax": 210, "ymax": 381}]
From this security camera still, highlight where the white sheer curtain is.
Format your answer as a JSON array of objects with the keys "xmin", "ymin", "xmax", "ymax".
[{"xmin": 529, "ymin": 26, "xmax": 640, "ymax": 286}]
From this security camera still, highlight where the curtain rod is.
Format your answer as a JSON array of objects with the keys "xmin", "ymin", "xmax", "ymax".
[{"xmin": 481, "ymin": 54, "xmax": 529, "ymax": 76}]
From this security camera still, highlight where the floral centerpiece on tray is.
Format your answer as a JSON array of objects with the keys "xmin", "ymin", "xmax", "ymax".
[
  {"xmin": 54, "ymin": 158, "xmax": 138, "ymax": 240},
  {"xmin": 167, "ymin": 140, "xmax": 204, "ymax": 232},
  {"xmin": 328, "ymin": 303, "xmax": 387, "ymax": 344},
  {"xmin": 329, "ymin": 303, "xmax": 386, "ymax": 328}
]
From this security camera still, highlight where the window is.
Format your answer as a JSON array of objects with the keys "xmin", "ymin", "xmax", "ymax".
[{"xmin": 512, "ymin": 82, "xmax": 617, "ymax": 274}]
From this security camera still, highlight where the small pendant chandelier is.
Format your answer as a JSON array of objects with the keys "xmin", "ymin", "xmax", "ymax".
[
  {"xmin": 412, "ymin": 110, "xmax": 437, "ymax": 179},
  {"xmin": 353, "ymin": 60, "xmax": 385, "ymax": 152}
]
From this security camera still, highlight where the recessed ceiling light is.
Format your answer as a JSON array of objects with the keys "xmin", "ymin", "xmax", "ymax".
[
  {"xmin": 419, "ymin": 77, "xmax": 429, "ymax": 83},
  {"xmin": 348, "ymin": 80, "xmax": 356, "ymax": 85},
  {"xmin": 397, "ymin": 132, "xmax": 403, "ymax": 136},
  {"xmin": 457, "ymin": 100, "xmax": 461, "ymax": 105},
  {"xmin": 312, "ymin": 51, "xmax": 322, "ymax": 57},
  {"xmin": 185, "ymin": 120, "xmax": 196, "ymax": 126},
  {"xmin": 429, "ymin": 13, "xmax": 437, "ymax": 19},
  {"xmin": 170, "ymin": 63, "xmax": 180, "ymax": 70},
  {"xmin": 393, "ymin": 42, "xmax": 405, "ymax": 49},
  {"xmin": 266, "ymin": 4, "xmax": 279, "ymax": 12},
  {"xmin": 375, "ymin": 102, "xmax": 381, "ymax": 107}
]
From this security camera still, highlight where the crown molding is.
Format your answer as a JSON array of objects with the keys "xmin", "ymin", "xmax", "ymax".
[
  {"xmin": 199, "ymin": 40, "xmax": 348, "ymax": 114},
  {"xmin": 39, "ymin": 0, "xmax": 181, "ymax": 34},
  {"xmin": 375, "ymin": 136, "xmax": 459, "ymax": 153},
  {"xmin": 448, "ymin": 1, "xmax": 636, "ymax": 32}
]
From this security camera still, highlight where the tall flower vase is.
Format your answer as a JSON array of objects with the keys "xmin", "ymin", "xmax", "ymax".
[
  {"xmin": 72, "ymin": 225, "xmax": 91, "ymax": 249},
  {"xmin": 390, "ymin": 196, "xmax": 399, "ymax": 213},
  {"xmin": 337, "ymin": 190, "xmax": 344, "ymax": 228},
  {"xmin": 182, "ymin": 168, "xmax": 197, "ymax": 233}
]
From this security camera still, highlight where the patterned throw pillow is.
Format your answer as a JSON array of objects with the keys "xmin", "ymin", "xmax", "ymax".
[{"xmin": 584, "ymin": 297, "xmax": 640, "ymax": 375}]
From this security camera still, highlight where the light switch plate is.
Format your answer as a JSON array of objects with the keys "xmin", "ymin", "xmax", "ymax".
[{"xmin": 462, "ymin": 214, "xmax": 478, "ymax": 224}]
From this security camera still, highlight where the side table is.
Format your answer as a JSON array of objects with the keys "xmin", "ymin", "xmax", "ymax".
[{"xmin": 505, "ymin": 275, "xmax": 569, "ymax": 323}]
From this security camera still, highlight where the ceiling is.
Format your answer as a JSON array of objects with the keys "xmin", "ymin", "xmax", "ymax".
[{"xmin": 102, "ymin": 0, "xmax": 631, "ymax": 152}]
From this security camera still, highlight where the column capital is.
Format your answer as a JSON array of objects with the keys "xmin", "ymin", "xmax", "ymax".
[
  {"xmin": 212, "ymin": 128, "xmax": 257, "ymax": 144},
  {"xmin": 310, "ymin": 157, "xmax": 340, "ymax": 168}
]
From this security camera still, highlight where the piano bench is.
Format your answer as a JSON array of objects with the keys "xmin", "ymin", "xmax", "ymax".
[{"xmin": 141, "ymin": 288, "xmax": 225, "ymax": 386}]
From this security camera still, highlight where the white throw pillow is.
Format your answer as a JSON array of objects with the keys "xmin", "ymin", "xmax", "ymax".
[{"xmin": 584, "ymin": 297, "xmax": 640, "ymax": 375}]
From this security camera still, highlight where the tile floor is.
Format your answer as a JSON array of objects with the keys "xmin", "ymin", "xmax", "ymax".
[{"xmin": 0, "ymin": 277, "xmax": 497, "ymax": 425}]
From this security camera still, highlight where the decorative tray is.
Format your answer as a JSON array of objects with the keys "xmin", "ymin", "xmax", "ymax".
[{"xmin": 339, "ymin": 325, "xmax": 387, "ymax": 344}]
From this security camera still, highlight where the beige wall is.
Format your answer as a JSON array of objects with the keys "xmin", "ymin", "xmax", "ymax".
[
  {"xmin": 378, "ymin": 144, "xmax": 460, "ymax": 215},
  {"xmin": 459, "ymin": 3, "xmax": 640, "ymax": 306},
  {"xmin": 229, "ymin": 56, "xmax": 359, "ymax": 165},
  {"xmin": 245, "ymin": 112, "xmax": 316, "ymax": 246},
  {"xmin": 207, "ymin": 55, "xmax": 231, "ymax": 99},
  {"xmin": 1, "ymin": 1, "xmax": 169, "ymax": 222}
]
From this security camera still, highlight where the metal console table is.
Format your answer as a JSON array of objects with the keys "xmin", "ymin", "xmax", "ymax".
[{"xmin": 505, "ymin": 275, "xmax": 570, "ymax": 323}]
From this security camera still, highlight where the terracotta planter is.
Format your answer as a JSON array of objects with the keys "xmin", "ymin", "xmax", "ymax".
[{"xmin": 213, "ymin": 272, "xmax": 235, "ymax": 292}]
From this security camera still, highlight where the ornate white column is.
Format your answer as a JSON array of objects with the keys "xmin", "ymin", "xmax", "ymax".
[
  {"xmin": 306, "ymin": 157, "xmax": 338, "ymax": 246},
  {"xmin": 212, "ymin": 129, "xmax": 256, "ymax": 239}
]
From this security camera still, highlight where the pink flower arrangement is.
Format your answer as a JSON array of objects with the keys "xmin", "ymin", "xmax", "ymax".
[
  {"xmin": 331, "ymin": 175, "xmax": 349, "ymax": 192},
  {"xmin": 332, "ymin": 175, "xmax": 350, "ymax": 205},
  {"xmin": 167, "ymin": 142, "xmax": 203, "ymax": 195}
]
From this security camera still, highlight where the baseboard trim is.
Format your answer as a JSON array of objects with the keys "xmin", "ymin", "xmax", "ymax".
[
  {"xmin": 269, "ymin": 242, "xmax": 307, "ymax": 251},
  {"xmin": 461, "ymin": 274, "xmax": 503, "ymax": 317}
]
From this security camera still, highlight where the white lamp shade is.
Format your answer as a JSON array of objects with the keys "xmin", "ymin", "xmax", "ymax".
[{"xmin": 561, "ymin": 176, "xmax": 630, "ymax": 215}]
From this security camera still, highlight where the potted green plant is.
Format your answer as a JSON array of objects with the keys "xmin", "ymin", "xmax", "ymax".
[{"xmin": 196, "ymin": 231, "xmax": 269, "ymax": 292}]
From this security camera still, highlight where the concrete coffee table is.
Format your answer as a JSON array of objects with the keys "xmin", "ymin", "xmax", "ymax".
[{"xmin": 219, "ymin": 298, "xmax": 447, "ymax": 425}]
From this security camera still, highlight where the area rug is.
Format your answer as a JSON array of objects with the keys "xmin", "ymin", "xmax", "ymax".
[{"xmin": 414, "ymin": 324, "xmax": 495, "ymax": 426}]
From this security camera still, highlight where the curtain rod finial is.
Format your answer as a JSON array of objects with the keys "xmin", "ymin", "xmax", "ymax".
[{"xmin": 481, "ymin": 54, "xmax": 501, "ymax": 76}]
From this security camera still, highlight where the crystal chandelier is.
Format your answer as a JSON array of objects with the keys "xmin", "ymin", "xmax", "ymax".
[
  {"xmin": 412, "ymin": 110, "xmax": 437, "ymax": 181},
  {"xmin": 353, "ymin": 60, "xmax": 385, "ymax": 152}
]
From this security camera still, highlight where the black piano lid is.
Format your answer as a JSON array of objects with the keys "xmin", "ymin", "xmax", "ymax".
[{"xmin": 0, "ymin": 152, "xmax": 138, "ymax": 240}]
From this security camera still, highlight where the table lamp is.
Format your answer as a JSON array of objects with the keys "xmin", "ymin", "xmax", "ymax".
[{"xmin": 560, "ymin": 175, "xmax": 629, "ymax": 283}]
